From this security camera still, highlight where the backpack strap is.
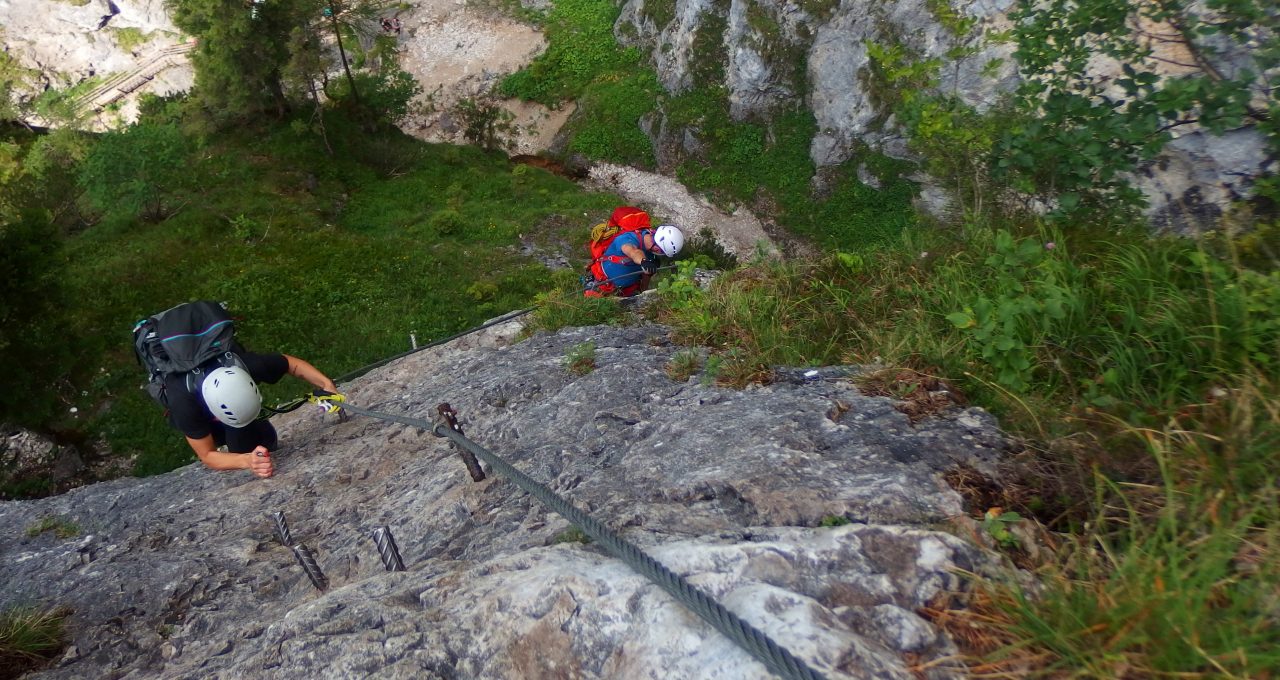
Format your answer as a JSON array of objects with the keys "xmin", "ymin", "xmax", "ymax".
[{"xmin": 591, "ymin": 229, "xmax": 651, "ymax": 268}]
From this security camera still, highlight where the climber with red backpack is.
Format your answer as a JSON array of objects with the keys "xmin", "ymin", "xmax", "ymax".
[{"xmin": 583, "ymin": 206, "xmax": 684, "ymax": 298}]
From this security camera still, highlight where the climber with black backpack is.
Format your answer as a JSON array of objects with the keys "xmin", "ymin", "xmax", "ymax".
[
  {"xmin": 583, "ymin": 206, "xmax": 684, "ymax": 298},
  {"xmin": 133, "ymin": 301, "xmax": 343, "ymax": 479}
]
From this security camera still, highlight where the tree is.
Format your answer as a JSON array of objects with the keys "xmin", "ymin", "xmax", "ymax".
[
  {"xmin": 78, "ymin": 123, "xmax": 192, "ymax": 221},
  {"xmin": 301, "ymin": 0, "xmax": 399, "ymax": 108},
  {"xmin": 0, "ymin": 39, "xmax": 36, "ymax": 124},
  {"xmin": 0, "ymin": 212, "xmax": 68, "ymax": 428},
  {"xmin": 167, "ymin": 0, "xmax": 299, "ymax": 121},
  {"xmin": 997, "ymin": 0, "xmax": 1279, "ymax": 216},
  {"xmin": 283, "ymin": 25, "xmax": 335, "ymax": 153}
]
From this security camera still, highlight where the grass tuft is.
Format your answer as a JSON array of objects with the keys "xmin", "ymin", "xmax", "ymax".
[
  {"xmin": 0, "ymin": 606, "xmax": 71, "ymax": 677},
  {"xmin": 24, "ymin": 516, "xmax": 80, "ymax": 540},
  {"xmin": 564, "ymin": 341, "xmax": 596, "ymax": 375},
  {"xmin": 665, "ymin": 349, "xmax": 703, "ymax": 382}
]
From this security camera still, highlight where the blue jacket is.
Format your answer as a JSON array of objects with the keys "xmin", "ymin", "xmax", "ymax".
[{"xmin": 599, "ymin": 231, "xmax": 644, "ymax": 289}]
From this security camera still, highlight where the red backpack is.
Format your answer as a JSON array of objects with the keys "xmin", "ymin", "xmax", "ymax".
[
  {"xmin": 584, "ymin": 206, "xmax": 652, "ymax": 296},
  {"xmin": 587, "ymin": 206, "xmax": 651, "ymax": 262}
]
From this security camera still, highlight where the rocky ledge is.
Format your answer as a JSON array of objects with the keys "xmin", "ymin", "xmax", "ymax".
[{"xmin": 0, "ymin": 320, "xmax": 1009, "ymax": 679}]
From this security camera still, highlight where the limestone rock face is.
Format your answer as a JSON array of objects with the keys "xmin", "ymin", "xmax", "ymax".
[
  {"xmin": 0, "ymin": 322, "xmax": 1006, "ymax": 679},
  {"xmin": 617, "ymin": 0, "xmax": 1271, "ymax": 229},
  {"xmin": 2, "ymin": 0, "xmax": 1268, "ymax": 229},
  {"xmin": 0, "ymin": 0, "xmax": 191, "ymax": 126}
]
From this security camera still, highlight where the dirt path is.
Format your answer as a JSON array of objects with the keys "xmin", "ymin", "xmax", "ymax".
[{"xmin": 393, "ymin": 0, "xmax": 572, "ymax": 155}]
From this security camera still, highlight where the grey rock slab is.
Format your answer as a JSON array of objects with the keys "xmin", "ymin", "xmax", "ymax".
[{"xmin": 2, "ymin": 323, "xmax": 998, "ymax": 678}]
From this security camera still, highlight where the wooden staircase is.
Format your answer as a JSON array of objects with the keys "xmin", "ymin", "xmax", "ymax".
[{"xmin": 75, "ymin": 40, "xmax": 197, "ymax": 113}]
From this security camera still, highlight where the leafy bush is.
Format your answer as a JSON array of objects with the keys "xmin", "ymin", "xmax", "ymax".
[
  {"xmin": 0, "ymin": 213, "xmax": 69, "ymax": 428},
  {"xmin": 998, "ymin": 0, "xmax": 1280, "ymax": 218},
  {"xmin": 78, "ymin": 123, "xmax": 191, "ymax": 221}
]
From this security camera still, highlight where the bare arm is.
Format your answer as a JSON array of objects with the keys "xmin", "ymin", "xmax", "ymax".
[
  {"xmin": 619, "ymin": 242, "xmax": 647, "ymax": 265},
  {"xmin": 186, "ymin": 435, "xmax": 273, "ymax": 477},
  {"xmin": 285, "ymin": 354, "xmax": 337, "ymax": 393}
]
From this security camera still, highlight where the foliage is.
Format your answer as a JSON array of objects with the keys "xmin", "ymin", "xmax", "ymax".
[
  {"xmin": 0, "ymin": 38, "xmax": 37, "ymax": 122},
  {"xmin": 551, "ymin": 527, "xmax": 591, "ymax": 544},
  {"xmin": 946, "ymin": 231, "xmax": 1074, "ymax": 391},
  {"xmin": 865, "ymin": 40, "xmax": 1003, "ymax": 221},
  {"xmin": 29, "ymin": 80, "xmax": 97, "ymax": 128},
  {"xmin": 498, "ymin": 0, "xmax": 639, "ymax": 105},
  {"xmin": 656, "ymin": 221, "xmax": 1280, "ymax": 437},
  {"xmin": 526, "ymin": 287, "xmax": 628, "ymax": 335},
  {"xmin": 564, "ymin": 341, "xmax": 596, "ymax": 375},
  {"xmin": 652, "ymin": 216, "xmax": 1279, "ymax": 674},
  {"xmin": 169, "ymin": 0, "xmax": 295, "ymax": 121},
  {"xmin": 561, "ymin": 71, "xmax": 660, "ymax": 166},
  {"xmin": 77, "ymin": 123, "xmax": 192, "ymax": 221},
  {"xmin": 0, "ymin": 213, "xmax": 69, "ymax": 428},
  {"xmin": 979, "ymin": 508, "xmax": 1022, "ymax": 549},
  {"xmin": 498, "ymin": 0, "xmax": 659, "ymax": 166},
  {"xmin": 667, "ymin": 84, "xmax": 917, "ymax": 250},
  {"xmin": 0, "ymin": 114, "xmax": 628, "ymax": 480},
  {"xmin": 455, "ymin": 96, "xmax": 517, "ymax": 151},
  {"xmin": 981, "ymin": 382, "xmax": 1280, "ymax": 677},
  {"xmin": 343, "ymin": 67, "xmax": 422, "ymax": 124},
  {"xmin": 112, "ymin": 27, "xmax": 153, "ymax": 53},
  {"xmin": 665, "ymin": 349, "xmax": 703, "ymax": 382},
  {"xmin": 998, "ymin": 0, "xmax": 1280, "ymax": 217},
  {"xmin": 0, "ymin": 606, "xmax": 69, "ymax": 675},
  {"xmin": 24, "ymin": 516, "xmax": 81, "ymax": 539}
]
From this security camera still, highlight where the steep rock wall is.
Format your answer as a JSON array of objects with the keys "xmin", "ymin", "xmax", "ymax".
[
  {"xmin": 615, "ymin": 0, "xmax": 1272, "ymax": 231},
  {"xmin": 0, "ymin": 321, "xmax": 1008, "ymax": 679}
]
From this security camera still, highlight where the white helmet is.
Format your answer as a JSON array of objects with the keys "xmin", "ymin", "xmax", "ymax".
[
  {"xmin": 653, "ymin": 225, "xmax": 684, "ymax": 257},
  {"xmin": 201, "ymin": 366, "xmax": 262, "ymax": 428}
]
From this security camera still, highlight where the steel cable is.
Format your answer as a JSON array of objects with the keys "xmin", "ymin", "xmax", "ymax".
[
  {"xmin": 338, "ymin": 401, "xmax": 826, "ymax": 680},
  {"xmin": 332, "ymin": 307, "xmax": 536, "ymax": 384}
]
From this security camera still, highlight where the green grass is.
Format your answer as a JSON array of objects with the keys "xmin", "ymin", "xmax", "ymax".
[
  {"xmin": 0, "ymin": 606, "xmax": 69, "ymax": 676},
  {"xmin": 650, "ymin": 219, "xmax": 1280, "ymax": 676},
  {"xmin": 498, "ymin": 0, "xmax": 917, "ymax": 248},
  {"xmin": 20, "ymin": 114, "xmax": 628, "ymax": 479},
  {"xmin": 563, "ymin": 341, "xmax": 596, "ymax": 375},
  {"xmin": 665, "ymin": 349, "xmax": 702, "ymax": 382},
  {"xmin": 112, "ymin": 27, "xmax": 152, "ymax": 53},
  {"xmin": 551, "ymin": 527, "xmax": 591, "ymax": 544},
  {"xmin": 24, "ymin": 516, "xmax": 80, "ymax": 539},
  {"xmin": 523, "ymin": 275, "xmax": 631, "ymax": 335},
  {"xmin": 973, "ymin": 379, "xmax": 1280, "ymax": 677}
]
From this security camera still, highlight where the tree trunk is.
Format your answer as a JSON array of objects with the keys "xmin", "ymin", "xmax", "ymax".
[
  {"xmin": 328, "ymin": 5, "xmax": 361, "ymax": 105},
  {"xmin": 308, "ymin": 79, "xmax": 334, "ymax": 156}
]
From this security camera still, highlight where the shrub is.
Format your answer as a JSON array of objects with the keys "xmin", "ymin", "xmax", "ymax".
[
  {"xmin": 0, "ymin": 606, "xmax": 70, "ymax": 676},
  {"xmin": 564, "ymin": 341, "xmax": 596, "ymax": 375}
]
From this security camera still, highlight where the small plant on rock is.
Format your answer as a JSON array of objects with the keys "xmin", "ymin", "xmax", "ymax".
[
  {"xmin": 0, "ymin": 605, "xmax": 70, "ymax": 675},
  {"xmin": 551, "ymin": 527, "xmax": 591, "ymax": 544},
  {"xmin": 564, "ymin": 341, "xmax": 596, "ymax": 375},
  {"xmin": 981, "ymin": 507, "xmax": 1023, "ymax": 550},
  {"xmin": 665, "ymin": 349, "xmax": 702, "ymax": 382},
  {"xmin": 24, "ymin": 516, "xmax": 80, "ymax": 539}
]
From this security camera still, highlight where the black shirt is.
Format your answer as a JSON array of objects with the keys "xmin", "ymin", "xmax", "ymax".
[{"xmin": 166, "ymin": 352, "xmax": 289, "ymax": 439}]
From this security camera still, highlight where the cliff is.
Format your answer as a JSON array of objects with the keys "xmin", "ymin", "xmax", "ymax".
[
  {"xmin": 1, "ymin": 0, "xmax": 1270, "ymax": 231},
  {"xmin": 0, "ymin": 318, "xmax": 1009, "ymax": 679}
]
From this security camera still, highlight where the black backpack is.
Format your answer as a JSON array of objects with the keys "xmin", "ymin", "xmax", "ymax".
[{"xmin": 133, "ymin": 301, "xmax": 245, "ymax": 409}]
